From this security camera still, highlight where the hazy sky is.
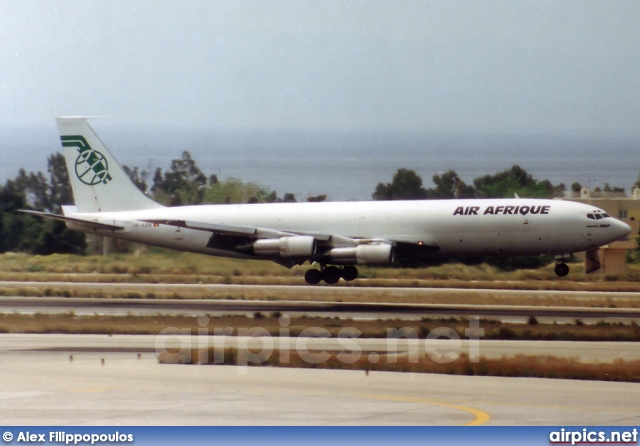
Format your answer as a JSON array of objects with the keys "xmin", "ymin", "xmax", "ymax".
[{"xmin": 1, "ymin": 0, "xmax": 639, "ymax": 198}]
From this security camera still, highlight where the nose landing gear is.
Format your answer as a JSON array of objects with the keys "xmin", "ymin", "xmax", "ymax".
[{"xmin": 304, "ymin": 264, "xmax": 359, "ymax": 285}]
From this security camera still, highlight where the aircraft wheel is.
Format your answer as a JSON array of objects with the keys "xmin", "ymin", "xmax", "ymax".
[
  {"xmin": 304, "ymin": 269, "xmax": 323, "ymax": 285},
  {"xmin": 341, "ymin": 265, "xmax": 358, "ymax": 281},
  {"xmin": 554, "ymin": 262, "xmax": 569, "ymax": 277},
  {"xmin": 323, "ymin": 266, "xmax": 342, "ymax": 284}
]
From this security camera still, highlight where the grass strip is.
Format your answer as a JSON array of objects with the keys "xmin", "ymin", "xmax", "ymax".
[
  {"xmin": 1, "ymin": 313, "xmax": 639, "ymax": 342},
  {"xmin": 0, "ymin": 283, "xmax": 639, "ymax": 308},
  {"xmin": 3, "ymin": 251, "xmax": 640, "ymax": 288},
  {"xmin": 158, "ymin": 349, "xmax": 640, "ymax": 383}
]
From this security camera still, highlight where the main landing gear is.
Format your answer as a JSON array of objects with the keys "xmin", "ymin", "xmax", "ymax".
[
  {"xmin": 554, "ymin": 261, "xmax": 570, "ymax": 277},
  {"xmin": 304, "ymin": 265, "xmax": 359, "ymax": 285}
]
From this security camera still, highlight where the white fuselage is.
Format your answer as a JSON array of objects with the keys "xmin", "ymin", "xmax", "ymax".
[{"xmin": 67, "ymin": 198, "xmax": 630, "ymax": 261}]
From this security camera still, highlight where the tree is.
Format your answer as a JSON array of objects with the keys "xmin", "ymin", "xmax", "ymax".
[
  {"xmin": 13, "ymin": 169, "xmax": 49, "ymax": 211},
  {"xmin": 123, "ymin": 165, "xmax": 149, "ymax": 193},
  {"xmin": 603, "ymin": 183, "xmax": 625, "ymax": 194},
  {"xmin": 151, "ymin": 151, "xmax": 207, "ymax": 205},
  {"xmin": 571, "ymin": 182, "xmax": 582, "ymax": 193},
  {"xmin": 282, "ymin": 193, "xmax": 297, "ymax": 203},
  {"xmin": 427, "ymin": 170, "xmax": 476, "ymax": 199},
  {"xmin": 473, "ymin": 165, "xmax": 562, "ymax": 198},
  {"xmin": 307, "ymin": 194, "xmax": 327, "ymax": 202},
  {"xmin": 0, "ymin": 180, "xmax": 28, "ymax": 252},
  {"xmin": 202, "ymin": 178, "xmax": 278, "ymax": 204},
  {"xmin": 32, "ymin": 220, "xmax": 86, "ymax": 255},
  {"xmin": 372, "ymin": 168, "xmax": 427, "ymax": 200},
  {"xmin": 0, "ymin": 153, "xmax": 87, "ymax": 255}
]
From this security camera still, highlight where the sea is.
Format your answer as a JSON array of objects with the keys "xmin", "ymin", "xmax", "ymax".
[{"xmin": 2, "ymin": 125, "xmax": 638, "ymax": 202}]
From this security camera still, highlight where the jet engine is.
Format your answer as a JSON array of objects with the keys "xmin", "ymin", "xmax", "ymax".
[
  {"xmin": 252, "ymin": 236, "xmax": 316, "ymax": 258},
  {"xmin": 327, "ymin": 244, "xmax": 394, "ymax": 265}
]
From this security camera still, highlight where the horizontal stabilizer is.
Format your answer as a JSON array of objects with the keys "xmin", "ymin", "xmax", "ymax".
[{"xmin": 19, "ymin": 210, "xmax": 125, "ymax": 231}]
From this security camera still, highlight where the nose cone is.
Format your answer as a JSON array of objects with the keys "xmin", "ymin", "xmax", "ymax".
[{"xmin": 611, "ymin": 219, "xmax": 632, "ymax": 241}]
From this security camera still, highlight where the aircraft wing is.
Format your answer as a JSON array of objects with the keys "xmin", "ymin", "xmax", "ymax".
[
  {"xmin": 143, "ymin": 219, "xmax": 439, "ymax": 251},
  {"xmin": 19, "ymin": 210, "xmax": 125, "ymax": 231},
  {"xmin": 142, "ymin": 219, "xmax": 302, "ymax": 240}
]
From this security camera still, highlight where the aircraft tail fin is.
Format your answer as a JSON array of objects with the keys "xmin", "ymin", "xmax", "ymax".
[{"xmin": 56, "ymin": 117, "xmax": 163, "ymax": 213}]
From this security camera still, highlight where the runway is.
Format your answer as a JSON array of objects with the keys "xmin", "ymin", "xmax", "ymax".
[
  {"xmin": 1, "ymin": 281, "xmax": 638, "ymax": 425},
  {"xmin": 0, "ymin": 296, "xmax": 639, "ymax": 323},
  {"xmin": 3, "ymin": 281, "xmax": 640, "ymax": 302},
  {"xmin": 4, "ymin": 333, "xmax": 640, "ymax": 362},
  {"xmin": 0, "ymin": 334, "xmax": 638, "ymax": 425}
]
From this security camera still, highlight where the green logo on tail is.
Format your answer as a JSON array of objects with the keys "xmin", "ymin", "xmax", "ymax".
[{"xmin": 61, "ymin": 135, "xmax": 113, "ymax": 186}]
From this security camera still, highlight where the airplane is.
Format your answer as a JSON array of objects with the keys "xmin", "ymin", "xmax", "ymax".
[{"xmin": 21, "ymin": 117, "xmax": 632, "ymax": 285}]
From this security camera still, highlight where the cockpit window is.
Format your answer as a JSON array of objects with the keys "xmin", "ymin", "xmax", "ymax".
[{"xmin": 587, "ymin": 213, "xmax": 610, "ymax": 220}]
